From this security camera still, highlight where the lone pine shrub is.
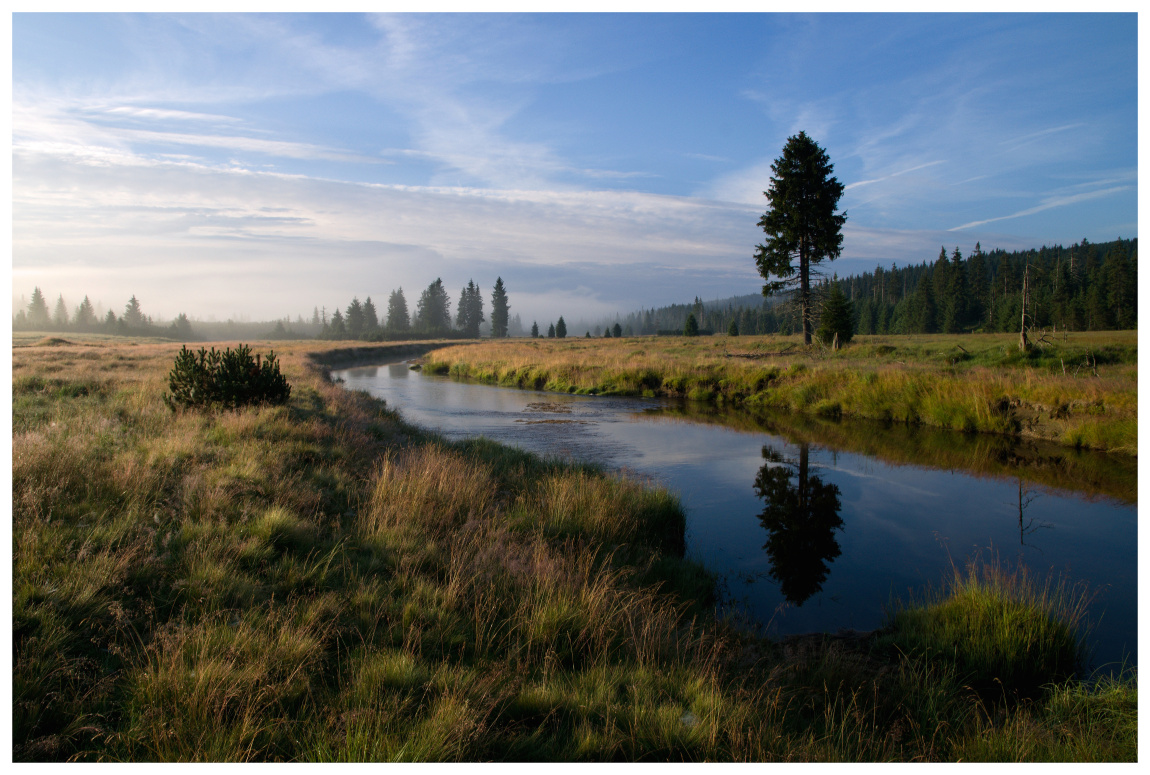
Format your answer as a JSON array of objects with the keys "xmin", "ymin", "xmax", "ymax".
[{"xmin": 165, "ymin": 344, "xmax": 291, "ymax": 410}]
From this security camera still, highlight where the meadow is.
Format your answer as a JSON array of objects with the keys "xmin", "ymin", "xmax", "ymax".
[
  {"xmin": 422, "ymin": 330, "xmax": 1137, "ymax": 455},
  {"xmin": 12, "ymin": 333, "xmax": 1136, "ymax": 761}
]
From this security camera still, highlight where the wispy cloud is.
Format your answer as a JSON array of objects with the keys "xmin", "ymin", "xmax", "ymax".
[
  {"xmin": 361, "ymin": 14, "xmax": 654, "ymax": 189},
  {"xmin": 999, "ymin": 122, "xmax": 1085, "ymax": 149},
  {"xmin": 844, "ymin": 160, "xmax": 946, "ymax": 191},
  {"xmin": 696, "ymin": 159, "xmax": 777, "ymax": 206},
  {"xmin": 88, "ymin": 106, "xmax": 244, "ymax": 124},
  {"xmin": 14, "ymin": 99, "xmax": 386, "ymax": 168},
  {"xmin": 12, "ymin": 144, "xmax": 763, "ymax": 320},
  {"xmin": 115, "ymin": 127, "xmax": 386, "ymax": 164},
  {"xmin": 948, "ymin": 186, "xmax": 1131, "ymax": 231}
]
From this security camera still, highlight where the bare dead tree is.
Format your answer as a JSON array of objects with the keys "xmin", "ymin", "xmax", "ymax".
[{"xmin": 1019, "ymin": 260, "xmax": 1031, "ymax": 352}]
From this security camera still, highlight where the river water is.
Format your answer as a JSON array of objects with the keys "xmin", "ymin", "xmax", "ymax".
[{"xmin": 333, "ymin": 361, "xmax": 1138, "ymax": 673}]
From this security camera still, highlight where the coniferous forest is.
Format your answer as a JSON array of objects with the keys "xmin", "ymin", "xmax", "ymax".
[
  {"xmin": 599, "ymin": 238, "xmax": 1136, "ymax": 339},
  {"xmin": 839, "ymin": 238, "xmax": 1136, "ymax": 336}
]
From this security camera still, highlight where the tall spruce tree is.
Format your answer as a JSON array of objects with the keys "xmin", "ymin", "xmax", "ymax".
[
  {"xmin": 346, "ymin": 298, "xmax": 365, "ymax": 337},
  {"xmin": 329, "ymin": 308, "xmax": 347, "ymax": 338},
  {"xmin": 52, "ymin": 294, "xmax": 69, "ymax": 328},
  {"xmin": 363, "ymin": 297, "xmax": 379, "ymax": 331},
  {"xmin": 942, "ymin": 246, "xmax": 967, "ymax": 333},
  {"xmin": 75, "ymin": 296, "xmax": 97, "ymax": 328},
  {"xmin": 913, "ymin": 274, "xmax": 937, "ymax": 333},
  {"xmin": 531, "ymin": 321, "xmax": 539, "ymax": 338},
  {"xmin": 27, "ymin": 287, "xmax": 50, "ymax": 329},
  {"xmin": 415, "ymin": 279, "xmax": 451, "ymax": 333},
  {"xmin": 455, "ymin": 280, "xmax": 485, "ymax": 338},
  {"xmin": 967, "ymin": 242, "xmax": 988, "ymax": 328},
  {"xmin": 490, "ymin": 277, "xmax": 510, "ymax": 338},
  {"xmin": 1104, "ymin": 246, "xmax": 1136, "ymax": 329},
  {"xmin": 932, "ymin": 247, "xmax": 950, "ymax": 304},
  {"xmin": 555, "ymin": 316, "xmax": 567, "ymax": 339},
  {"xmin": 122, "ymin": 295, "xmax": 145, "ymax": 328},
  {"xmin": 817, "ymin": 283, "xmax": 854, "ymax": 347},
  {"xmin": 754, "ymin": 131, "xmax": 847, "ymax": 346},
  {"xmin": 387, "ymin": 288, "xmax": 410, "ymax": 333}
]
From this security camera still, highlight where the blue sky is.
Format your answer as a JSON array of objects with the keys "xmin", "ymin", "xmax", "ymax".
[{"xmin": 11, "ymin": 12, "xmax": 1138, "ymax": 323}]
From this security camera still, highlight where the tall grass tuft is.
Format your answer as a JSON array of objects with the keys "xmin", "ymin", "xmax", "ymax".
[
  {"xmin": 362, "ymin": 445, "xmax": 496, "ymax": 536},
  {"xmin": 884, "ymin": 555, "xmax": 1092, "ymax": 701},
  {"xmin": 525, "ymin": 469, "xmax": 685, "ymax": 554}
]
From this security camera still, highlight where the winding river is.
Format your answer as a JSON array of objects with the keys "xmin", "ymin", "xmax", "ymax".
[{"xmin": 333, "ymin": 360, "xmax": 1138, "ymax": 673}]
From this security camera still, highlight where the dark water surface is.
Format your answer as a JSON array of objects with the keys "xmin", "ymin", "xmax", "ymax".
[{"xmin": 334, "ymin": 361, "xmax": 1138, "ymax": 672}]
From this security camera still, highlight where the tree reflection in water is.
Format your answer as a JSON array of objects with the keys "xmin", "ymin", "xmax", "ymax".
[{"xmin": 754, "ymin": 443, "xmax": 845, "ymax": 606}]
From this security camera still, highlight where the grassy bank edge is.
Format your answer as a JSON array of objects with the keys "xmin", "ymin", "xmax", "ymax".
[{"xmin": 419, "ymin": 334, "xmax": 1136, "ymax": 455}]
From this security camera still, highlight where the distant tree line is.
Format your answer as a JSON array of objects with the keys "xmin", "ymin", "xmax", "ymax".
[
  {"xmin": 601, "ymin": 237, "xmax": 1136, "ymax": 340},
  {"xmin": 523, "ymin": 316, "xmax": 569, "ymax": 339},
  {"xmin": 12, "ymin": 275, "xmax": 527, "ymax": 343},
  {"xmin": 21, "ymin": 238, "xmax": 1131, "ymax": 346},
  {"xmin": 316, "ymin": 276, "xmax": 522, "ymax": 341},
  {"xmin": 831, "ymin": 238, "xmax": 1136, "ymax": 335},
  {"xmin": 12, "ymin": 288, "xmax": 196, "ymax": 340},
  {"xmin": 594, "ymin": 295, "xmax": 793, "ymax": 339}
]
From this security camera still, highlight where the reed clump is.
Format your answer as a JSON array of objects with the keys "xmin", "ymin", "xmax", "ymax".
[
  {"xmin": 882, "ymin": 556, "xmax": 1091, "ymax": 701},
  {"xmin": 12, "ymin": 334, "xmax": 1135, "ymax": 762}
]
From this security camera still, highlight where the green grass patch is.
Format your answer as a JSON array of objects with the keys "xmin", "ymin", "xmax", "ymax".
[{"xmin": 883, "ymin": 556, "xmax": 1091, "ymax": 701}]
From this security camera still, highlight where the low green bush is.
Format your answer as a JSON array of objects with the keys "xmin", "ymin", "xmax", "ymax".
[{"xmin": 164, "ymin": 344, "xmax": 291, "ymax": 410}]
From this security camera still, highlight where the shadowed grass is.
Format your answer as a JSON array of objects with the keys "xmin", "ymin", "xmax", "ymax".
[{"xmin": 953, "ymin": 670, "xmax": 1138, "ymax": 762}]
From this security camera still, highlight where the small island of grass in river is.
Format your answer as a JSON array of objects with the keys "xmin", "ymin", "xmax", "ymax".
[
  {"xmin": 421, "ymin": 330, "xmax": 1137, "ymax": 455},
  {"xmin": 12, "ymin": 334, "xmax": 1136, "ymax": 762}
]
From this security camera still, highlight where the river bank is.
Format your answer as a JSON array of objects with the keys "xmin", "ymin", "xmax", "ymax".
[
  {"xmin": 12, "ymin": 334, "xmax": 1136, "ymax": 761},
  {"xmin": 421, "ymin": 331, "xmax": 1137, "ymax": 455}
]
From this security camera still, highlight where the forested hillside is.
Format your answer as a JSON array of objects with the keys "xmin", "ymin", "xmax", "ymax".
[
  {"xmin": 840, "ymin": 238, "xmax": 1136, "ymax": 335},
  {"xmin": 612, "ymin": 238, "xmax": 1136, "ymax": 337}
]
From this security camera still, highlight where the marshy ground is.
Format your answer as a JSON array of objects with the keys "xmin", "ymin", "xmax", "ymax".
[{"xmin": 11, "ymin": 333, "xmax": 1137, "ymax": 761}]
